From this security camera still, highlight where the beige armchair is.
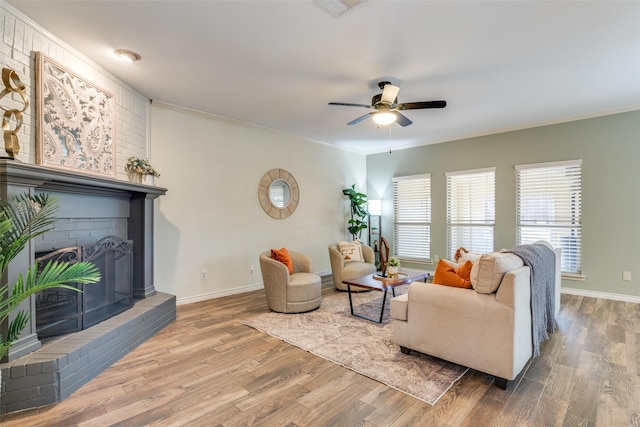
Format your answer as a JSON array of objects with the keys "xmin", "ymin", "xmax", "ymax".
[
  {"xmin": 328, "ymin": 242, "xmax": 377, "ymax": 291},
  {"xmin": 259, "ymin": 250, "xmax": 322, "ymax": 313}
]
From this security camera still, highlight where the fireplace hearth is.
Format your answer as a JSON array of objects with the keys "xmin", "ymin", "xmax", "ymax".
[{"xmin": 35, "ymin": 236, "xmax": 134, "ymax": 339}]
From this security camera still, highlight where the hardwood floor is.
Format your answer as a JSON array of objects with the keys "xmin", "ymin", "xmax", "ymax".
[{"xmin": 2, "ymin": 277, "xmax": 638, "ymax": 426}]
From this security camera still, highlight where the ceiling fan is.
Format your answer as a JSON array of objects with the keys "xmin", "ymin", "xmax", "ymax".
[{"xmin": 329, "ymin": 81, "xmax": 446, "ymax": 127}]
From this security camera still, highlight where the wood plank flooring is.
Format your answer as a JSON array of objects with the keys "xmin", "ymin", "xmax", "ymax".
[{"xmin": 1, "ymin": 277, "xmax": 638, "ymax": 426}]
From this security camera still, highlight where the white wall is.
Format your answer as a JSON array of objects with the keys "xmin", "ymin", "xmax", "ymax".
[
  {"xmin": 0, "ymin": 3, "xmax": 149, "ymax": 178},
  {"xmin": 1, "ymin": 3, "xmax": 368, "ymax": 305},
  {"xmin": 150, "ymin": 103, "xmax": 366, "ymax": 303}
]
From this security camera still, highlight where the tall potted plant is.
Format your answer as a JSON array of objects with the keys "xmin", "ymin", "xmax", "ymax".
[
  {"xmin": 0, "ymin": 193, "xmax": 101, "ymax": 360},
  {"xmin": 342, "ymin": 184, "xmax": 368, "ymax": 241}
]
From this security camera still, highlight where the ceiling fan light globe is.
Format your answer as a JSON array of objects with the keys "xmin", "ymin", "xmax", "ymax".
[{"xmin": 372, "ymin": 111, "xmax": 396, "ymax": 126}]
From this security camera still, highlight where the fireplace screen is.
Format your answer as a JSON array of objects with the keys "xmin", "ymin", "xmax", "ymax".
[{"xmin": 35, "ymin": 236, "xmax": 133, "ymax": 339}]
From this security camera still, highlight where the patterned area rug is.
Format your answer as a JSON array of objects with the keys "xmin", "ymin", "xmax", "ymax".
[{"xmin": 240, "ymin": 285, "xmax": 468, "ymax": 405}]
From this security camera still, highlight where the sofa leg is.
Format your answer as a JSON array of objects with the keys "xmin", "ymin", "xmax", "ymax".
[
  {"xmin": 494, "ymin": 377, "xmax": 509, "ymax": 390},
  {"xmin": 399, "ymin": 346, "xmax": 411, "ymax": 355}
]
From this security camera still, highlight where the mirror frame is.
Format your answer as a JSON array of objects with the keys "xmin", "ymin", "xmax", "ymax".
[{"xmin": 258, "ymin": 168, "xmax": 299, "ymax": 219}]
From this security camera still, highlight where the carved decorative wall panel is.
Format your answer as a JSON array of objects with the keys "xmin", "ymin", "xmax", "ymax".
[{"xmin": 35, "ymin": 52, "xmax": 115, "ymax": 176}]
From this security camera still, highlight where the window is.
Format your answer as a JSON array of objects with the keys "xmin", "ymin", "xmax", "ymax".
[
  {"xmin": 516, "ymin": 160, "xmax": 582, "ymax": 275},
  {"xmin": 393, "ymin": 174, "xmax": 431, "ymax": 262},
  {"xmin": 446, "ymin": 168, "xmax": 496, "ymax": 259}
]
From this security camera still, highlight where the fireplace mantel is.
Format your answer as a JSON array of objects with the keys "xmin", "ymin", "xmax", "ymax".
[
  {"xmin": 0, "ymin": 160, "xmax": 167, "ymax": 198},
  {"xmin": 0, "ymin": 159, "xmax": 168, "ymax": 362}
]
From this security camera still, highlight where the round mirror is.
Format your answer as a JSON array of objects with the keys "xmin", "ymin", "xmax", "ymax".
[
  {"xmin": 269, "ymin": 178, "xmax": 291, "ymax": 208},
  {"xmin": 258, "ymin": 169, "xmax": 299, "ymax": 219}
]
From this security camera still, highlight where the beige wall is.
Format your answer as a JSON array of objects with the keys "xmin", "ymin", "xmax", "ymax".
[{"xmin": 150, "ymin": 104, "xmax": 366, "ymax": 303}]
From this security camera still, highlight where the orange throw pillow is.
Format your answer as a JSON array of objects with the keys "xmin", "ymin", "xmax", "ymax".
[
  {"xmin": 271, "ymin": 247, "xmax": 293, "ymax": 274},
  {"xmin": 457, "ymin": 259, "xmax": 473, "ymax": 282},
  {"xmin": 433, "ymin": 259, "xmax": 473, "ymax": 289}
]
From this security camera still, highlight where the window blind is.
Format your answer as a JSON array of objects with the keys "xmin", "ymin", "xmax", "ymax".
[
  {"xmin": 516, "ymin": 160, "xmax": 582, "ymax": 275},
  {"xmin": 446, "ymin": 168, "xmax": 496, "ymax": 259},
  {"xmin": 393, "ymin": 174, "xmax": 431, "ymax": 261}
]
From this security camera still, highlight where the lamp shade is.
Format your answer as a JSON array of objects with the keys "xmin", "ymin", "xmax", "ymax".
[{"xmin": 368, "ymin": 199, "xmax": 382, "ymax": 216}]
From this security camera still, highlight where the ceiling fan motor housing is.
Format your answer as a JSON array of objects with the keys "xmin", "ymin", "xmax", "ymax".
[{"xmin": 371, "ymin": 93, "xmax": 396, "ymax": 108}]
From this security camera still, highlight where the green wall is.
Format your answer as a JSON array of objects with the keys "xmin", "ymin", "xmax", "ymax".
[{"xmin": 367, "ymin": 110, "xmax": 640, "ymax": 298}]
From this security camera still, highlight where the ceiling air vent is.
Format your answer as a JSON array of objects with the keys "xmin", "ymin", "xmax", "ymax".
[{"xmin": 315, "ymin": 0, "xmax": 367, "ymax": 18}]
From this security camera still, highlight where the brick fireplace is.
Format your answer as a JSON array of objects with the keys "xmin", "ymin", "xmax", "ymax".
[{"xmin": 0, "ymin": 160, "xmax": 175, "ymax": 414}]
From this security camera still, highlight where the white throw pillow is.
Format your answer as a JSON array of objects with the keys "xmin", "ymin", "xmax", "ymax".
[
  {"xmin": 453, "ymin": 247, "xmax": 481, "ymax": 264},
  {"xmin": 459, "ymin": 251, "xmax": 480, "ymax": 264},
  {"xmin": 338, "ymin": 241, "xmax": 364, "ymax": 263},
  {"xmin": 470, "ymin": 252, "xmax": 524, "ymax": 294}
]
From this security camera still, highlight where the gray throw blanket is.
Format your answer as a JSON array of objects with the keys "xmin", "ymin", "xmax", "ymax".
[{"xmin": 505, "ymin": 243, "xmax": 556, "ymax": 357}]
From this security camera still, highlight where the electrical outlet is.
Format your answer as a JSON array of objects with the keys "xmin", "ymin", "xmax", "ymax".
[
  {"xmin": 200, "ymin": 270, "xmax": 208, "ymax": 281},
  {"xmin": 623, "ymin": 271, "xmax": 631, "ymax": 281}
]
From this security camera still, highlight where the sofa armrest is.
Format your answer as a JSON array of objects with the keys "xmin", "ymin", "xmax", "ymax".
[
  {"xmin": 495, "ymin": 266, "xmax": 530, "ymax": 309},
  {"xmin": 390, "ymin": 293, "xmax": 408, "ymax": 321}
]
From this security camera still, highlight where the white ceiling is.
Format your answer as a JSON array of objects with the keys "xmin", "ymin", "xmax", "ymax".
[{"xmin": 8, "ymin": 0, "xmax": 640, "ymax": 154}]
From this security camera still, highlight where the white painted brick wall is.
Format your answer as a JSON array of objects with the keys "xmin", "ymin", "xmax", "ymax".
[{"xmin": 0, "ymin": 4, "xmax": 149, "ymax": 180}]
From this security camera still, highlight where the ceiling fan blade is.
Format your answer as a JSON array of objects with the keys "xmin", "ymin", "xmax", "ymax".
[
  {"xmin": 347, "ymin": 112, "xmax": 374, "ymax": 125},
  {"xmin": 398, "ymin": 100, "xmax": 447, "ymax": 110},
  {"xmin": 329, "ymin": 102, "xmax": 372, "ymax": 108},
  {"xmin": 380, "ymin": 84, "xmax": 400, "ymax": 104},
  {"xmin": 394, "ymin": 112, "xmax": 413, "ymax": 127}
]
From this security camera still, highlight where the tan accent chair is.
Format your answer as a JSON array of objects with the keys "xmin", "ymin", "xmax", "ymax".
[
  {"xmin": 328, "ymin": 243, "xmax": 377, "ymax": 291},
  {"xmin": 259, "ymin": 251, "xmax": 321, "ymax": 313}
]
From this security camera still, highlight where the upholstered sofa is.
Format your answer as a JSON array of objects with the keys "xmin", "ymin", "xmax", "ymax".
[
  {"xmin": 328, "ymin": 242, "xmax": 377, "ymax": 291},
  {"xmin": 390, "ymin": 244, "xmax": 561, "ymax": 388}
]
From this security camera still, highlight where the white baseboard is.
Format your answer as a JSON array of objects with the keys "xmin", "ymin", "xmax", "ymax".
[
  {"xmin": 176, "ymin": 283, "xmax": 264, "ymax": 306},
  {"xmin": 561, "ymin": 287, "xmax": 640, "ymax": 304},
  {"xmin": 175, "ymin": 271, "xmax": 333, "ymax": 306}
]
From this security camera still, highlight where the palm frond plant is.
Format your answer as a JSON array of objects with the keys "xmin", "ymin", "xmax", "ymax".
[
  {"xmin": 342, "ymin": 184, "xmax": 368, "ymax": 240},
  {"xmin": 0, "ymin": 193, "xmax": 101, "ymax": 359}
]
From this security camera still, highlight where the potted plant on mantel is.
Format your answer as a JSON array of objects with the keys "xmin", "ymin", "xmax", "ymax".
[
  {"xmin": 342, "ymin": 184, "xmax": 368, "ymax": 241},
  {"xmin": 0, "ymin": 193, "xmax": 101, "ymax": 362},
  {"xmin": 126, "ymin": 156, "xmax": 160, "ymax": 184}
]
